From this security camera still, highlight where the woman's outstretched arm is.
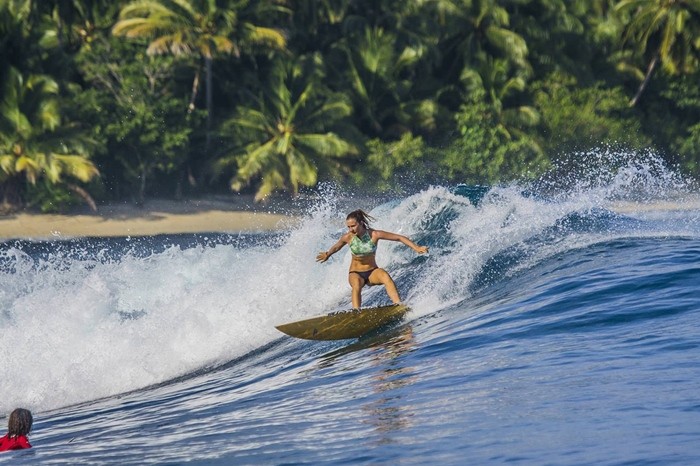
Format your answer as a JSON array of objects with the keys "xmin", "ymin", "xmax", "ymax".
[
  {"xmin": 373, "ymin": 230, "xmax": 429, "ymax": 254},
  {"xmin": 316, "ymin": 236, "xmax": 349, "ymax": 262}
]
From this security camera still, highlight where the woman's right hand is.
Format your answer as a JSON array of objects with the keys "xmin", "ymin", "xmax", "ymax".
[{"xmin": 316, "ymin": 251, "xmax": 329, "ymax": 263}]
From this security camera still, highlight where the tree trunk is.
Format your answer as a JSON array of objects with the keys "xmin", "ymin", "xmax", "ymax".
[
  {"xmin": 188, "ymin": 68, "xmax": 201, "ymax": 113},
  {"xmin": 175, "ymin": 172, "xmax": 183, "ymax": 200},
  {"xmin": 66, "ymin": 183, "xmax": 97, "ymax": 212},
  {"xmin": 0, "ymin": 177, "xmax": 23, "ymax": 213},
  {"xmin": 205, "ymin": 56, "xmax": 213, "ymax": 152},
  {"xmin": 630, "ymin": 53, "xmax": 658, "ymax": 107},
  {"xmin": 137, "ymin": 167, "xmax": 147, "ymax": 206}
]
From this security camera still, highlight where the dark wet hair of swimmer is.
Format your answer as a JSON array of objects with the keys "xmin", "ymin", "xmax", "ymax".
[{"xmin": 8, "ymin": 409, "xmax": 33, "ymax": 437}]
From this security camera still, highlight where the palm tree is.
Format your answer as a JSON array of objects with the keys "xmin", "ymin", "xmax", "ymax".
[
  {"xmin": 332, "ymin": 25, "xmax": 443, "ymax": 138},
  {"xmin": 215, "ymin": 56, "xmax": 358, "ymax": 201},
  {"xmin": 432, "ymin": 0, "xmax": 531, "ymax": 79},
  {"xmin": 113, "ymin": 0, "xmax": 288, "ymax": 139},
  {"xmin": 28, "ymin": 0, "xmax": 118, "ymax": 51},
  {"xmin": 462, "ymin": 57, "xmax": 541, "ymax": 152},
  {"xmin": 615, "ymin": 0, "xmax": 700, "ymax": 106},
  {"xmin": 508, "ymin": 0, "xmax": 589, "ymax": 77},
  {"xmin": 289, "ymin": 0, "xmax": 350, "ymax": 42},
  {"xmin": 0, "ymin": 67, "xmax": 99, "ymax": 211}
]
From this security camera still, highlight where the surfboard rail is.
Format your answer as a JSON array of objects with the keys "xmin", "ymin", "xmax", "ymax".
[{"xmin": 275, "ymin": 304, "xmax": 410, "ymax": 340}]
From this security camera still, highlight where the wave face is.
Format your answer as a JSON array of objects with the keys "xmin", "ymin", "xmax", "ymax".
[{"xmin": 1, "ymin": 152, "xmax": 700, "ymax": 464}]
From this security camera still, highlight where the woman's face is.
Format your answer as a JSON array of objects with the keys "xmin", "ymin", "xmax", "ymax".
[{"xmin": 346, "ymin": 218, "xmax": 364, "ymax": 235}]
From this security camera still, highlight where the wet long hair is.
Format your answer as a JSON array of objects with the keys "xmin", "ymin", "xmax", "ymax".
[
  {"xmin": 8, "ymin": 408, "xmax": 32, "ymax": 437},
  {"xmin": 346, "ymin": 209, "xmax": 375, "ymax": 230}
]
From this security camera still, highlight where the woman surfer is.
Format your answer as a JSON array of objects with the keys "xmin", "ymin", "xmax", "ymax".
[{"xmin": 316, "ymin": 209, "xmax": 428, "ymax": 309}]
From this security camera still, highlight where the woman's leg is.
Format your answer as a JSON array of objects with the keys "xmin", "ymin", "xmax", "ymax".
[
  {"xmin": 348, "ymin": 273, "xmax": 365, "ymax": 309},
  {"xmin": 367, "ymin": 268, "xmax": 401, "ymax": 304}
]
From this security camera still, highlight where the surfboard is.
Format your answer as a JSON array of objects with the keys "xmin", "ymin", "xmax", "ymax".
[{"xmin": 275, "ymin": 303, "xmax": 410, "ymax": 341}]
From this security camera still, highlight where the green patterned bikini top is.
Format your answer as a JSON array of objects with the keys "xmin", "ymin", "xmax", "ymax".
[{"xmin": 349, "ymin": 231, "xmax": 377, "ymax": 256}]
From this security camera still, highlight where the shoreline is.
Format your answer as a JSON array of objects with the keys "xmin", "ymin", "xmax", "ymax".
[
  {"xmin": 5, "ymin": 193, "xmax": 698, "ymax": 241},
  {"xmin": 0, "ymin": 196, "xmax": 302, "ymax": 241}
]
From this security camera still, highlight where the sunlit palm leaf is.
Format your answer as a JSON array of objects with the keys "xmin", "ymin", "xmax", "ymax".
[
  {"xmin": 287, "ymin": 148, "xmax": 317, "ymax": 192},
  {"xmin": 294, "ymin": 133, "xmax": 357, "ymax": 157},
  {"xmin": 254, "ymin": 170, "xmax": 286, "ymax": 202},
  {"xmin": 514, "ymin": 106, "xmax": 541, "ymax": 127},
  {"xmin": 55, "ymin": 154, "xmax": 101, "ymax": 182},
  {"xmin": 37, "ymin": 99, "xmax": 61, "ymax": 131},
  {"xmin": 14, "ymin": 155, "xmax": 40, "ymax": 180},
  {"xmin": 244, "ymin": 24, "xmax": 287, "ymax": 49},
  {"xmin": 0, "ymin": 154, "xmax": 15, "ymax": 174},
  {"xmin": 231, "ymin": 139, "xmax": 278, "ymax": 190}
]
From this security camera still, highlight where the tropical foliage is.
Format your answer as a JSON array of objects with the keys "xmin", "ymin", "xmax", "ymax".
[
  {"xmin": 0, "ymin": 66, "xmax": 98, "ymax": 211},
  {"xmin": 615, "ymin": 0, "xmax": 700, "ymax": 106},
  {"xmin": 1, "ymin": 0, "xmax": 699, "ymax": 211},
  {"xmin": 73, "ymin": 36, "xmax": 197, "ymax": 203},
  {"xmin": 215, "ymin": 56, "xmax": 358, "ymax": 201}
]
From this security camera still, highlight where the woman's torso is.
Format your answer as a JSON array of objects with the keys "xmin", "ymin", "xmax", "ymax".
[{"xmin": 348, "ymin": 230, "xmax": 378, "ymax": 271}]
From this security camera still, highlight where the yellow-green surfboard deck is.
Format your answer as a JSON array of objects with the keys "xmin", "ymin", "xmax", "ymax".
[{"xmin": 275, "ymin": 304, "xmax": 410, "ymax": 340}]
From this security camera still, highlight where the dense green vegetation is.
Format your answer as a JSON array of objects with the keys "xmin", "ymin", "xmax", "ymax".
[{"xmin": 1, "ymin": 0, "xmax": 699, "ymax": 211}]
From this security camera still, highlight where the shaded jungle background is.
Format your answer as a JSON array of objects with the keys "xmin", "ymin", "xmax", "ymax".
[{"xmin": 1, "ymin": 0, "xmax": 699, "ymax": 212}]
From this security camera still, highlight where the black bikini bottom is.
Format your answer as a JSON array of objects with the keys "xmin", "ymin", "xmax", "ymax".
[{"xmin": 349, "ymin": 268, "xmax": 378, "ymax": 285}]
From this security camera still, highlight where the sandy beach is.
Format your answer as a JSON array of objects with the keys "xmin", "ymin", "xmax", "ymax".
[
  {"xmin": 5, "ymin": 192, "xmax": 698, "ymax": 241},
  {"xmin": 0, "ymin": 196, "xmax": 301, "ymax": 240}
]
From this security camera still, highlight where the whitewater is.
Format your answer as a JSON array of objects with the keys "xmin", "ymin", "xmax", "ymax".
[{"xmin": 1, "ymin": 151, "xmax": 699, "ymax": 464}]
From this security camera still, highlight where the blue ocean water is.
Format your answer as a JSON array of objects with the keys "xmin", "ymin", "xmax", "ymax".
[{"xmin": 1, "ymin": 154, "xmax": 700, "ymax": 465}]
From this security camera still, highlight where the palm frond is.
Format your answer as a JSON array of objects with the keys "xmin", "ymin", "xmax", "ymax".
[
  {"xmin": 55, "ymin": 154, "xmax": 100, "ymax": 182},
  {"xmin": 253, "ymin": 170, "xmax": 286, "ymax": 202},
  {"xmin": 286, "ymin": 148, "xmax": 317, "ymax": 192},
  {"xmin": 14, "ymin": 155, "xmax": 41, "ymax": 183},
  {"xmin": 294, "ymin": 133, "xmax": 357, "ymax": 157},
  {"xmin": 303, "ymin": 98, "xmax": 354, "ymax": 129},
  {"xmin": 0, "ymin": 154, "xmax": 15, "ymax": 175},
  {"xmin": 225, "ymin": 107, "xmax": 272, "ymax": 134},
  {"xmin": 231, "ymin": 139, "xmax": 279, "ymax": 190},
  {"xmin": 243, "ymin": 24, "xmax": 287, "ymax": 49},
  {"xmin": 37, "ymin": 99, "xmax": 61, "ymax": 131},
  {"xmin": 484, "ymin": 27, "xmax": 529, "ymax": 67}
]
